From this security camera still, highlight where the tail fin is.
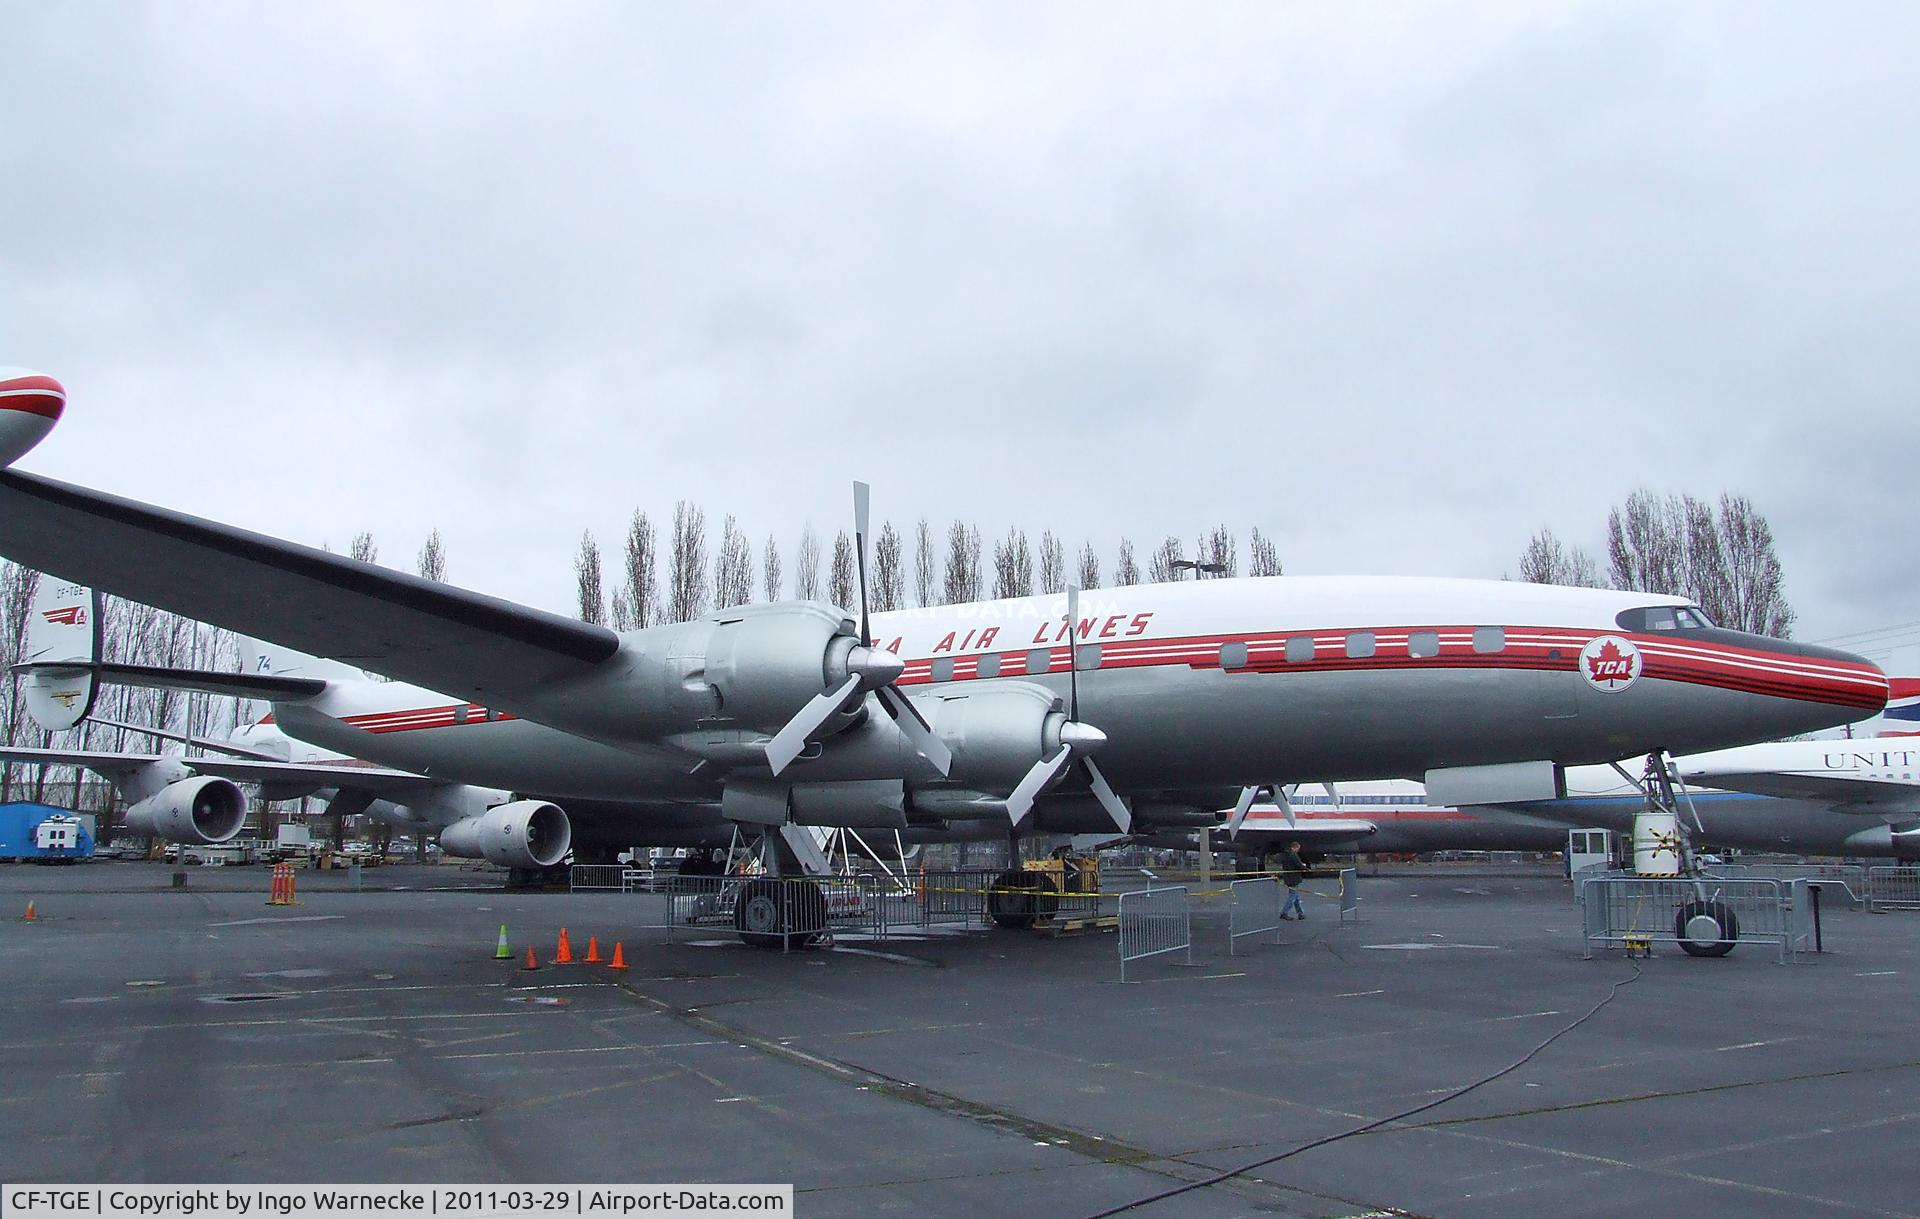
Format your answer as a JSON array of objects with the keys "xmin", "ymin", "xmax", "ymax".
[
  {"xmin": 21, "ymin": 576, "xmax": 100, "ymax": 731},
  {"xmin": 1884, "ymin": 678, "xmax": 1920, "ymax": 737},
  {"xmin": 240, "ymin": 636, "xmax": 371, "ymax": 686}
]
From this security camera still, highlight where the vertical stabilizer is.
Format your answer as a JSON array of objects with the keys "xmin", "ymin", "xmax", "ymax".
[{"xmin": 22, "ymin": 577, "xmax": 101, "ymax": 731}]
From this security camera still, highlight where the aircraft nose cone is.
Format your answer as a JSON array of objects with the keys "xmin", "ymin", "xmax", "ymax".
[
  {"xmin": 849, "ymin": 645, "xmax": 905, "ymax": 688},
  {"xmin": 1059, "ymin": 721, "xmax": 1108, "ymax": 753}
]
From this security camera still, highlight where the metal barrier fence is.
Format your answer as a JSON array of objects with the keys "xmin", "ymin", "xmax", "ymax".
[
  {"xmin": 1338, "ymin": 867, "xmax": 1360, "ymax": 924},
  {"xmin": 569, "ymin": 864, "xmax": 631, "ymax": 891},
  {"xmin": 1581, "ymin": 876, "xmax": 1810, "ymax": 964},
  {"xmin": 1118, "ymin": 886, "xmax": 1191, "ymax": 981},
  {"xmin": 1868, "ymin": 866, "xmax": 1920, "ymax": 912},
  {"xmin": 1228, "ymin": 877, "xmax": 1282, "ymax": 955},
  {"xmin": 1706, "ymin": 862, "xmax": 1869, "ymax": 910}
]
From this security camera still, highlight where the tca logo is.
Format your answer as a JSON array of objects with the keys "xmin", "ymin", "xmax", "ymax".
[{"xmin": 1579, "ymin": 635, "xmax": 1643, "ymax": 693}]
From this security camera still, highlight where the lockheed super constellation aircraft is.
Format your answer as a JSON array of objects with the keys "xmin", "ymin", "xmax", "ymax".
[{"xmin": 0, "ymin": 370, "xmax": 1890, "ymax": 942}]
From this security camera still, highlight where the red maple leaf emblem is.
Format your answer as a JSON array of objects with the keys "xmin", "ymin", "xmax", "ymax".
[{"xmin": 1587, "ymin": 639, "xmax": 1636, "ymax": 684}]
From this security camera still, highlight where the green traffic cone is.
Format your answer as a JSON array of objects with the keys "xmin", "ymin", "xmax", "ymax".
[{"xmin": 494, "ymin": 924, "xmax": 512, "ymax": 960}]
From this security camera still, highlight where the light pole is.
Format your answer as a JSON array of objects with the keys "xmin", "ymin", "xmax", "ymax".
[{"xmin": 1169, "ymin": 557, "xmax": 1227, "ymax": 885}]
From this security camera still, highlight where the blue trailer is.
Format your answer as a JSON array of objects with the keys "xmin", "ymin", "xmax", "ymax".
[{"xmin": 0, "ymin": 803, "xmax": 96, "ymax": 862}]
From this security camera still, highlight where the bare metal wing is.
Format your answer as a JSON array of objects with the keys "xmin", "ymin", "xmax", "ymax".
[
  {"xmin": 0, "ymin": 469, "xmax": 619, "ymax": 705},
  {"xmin": 0, "ymin": 744, "xmax": 438, "ymax": 796}
]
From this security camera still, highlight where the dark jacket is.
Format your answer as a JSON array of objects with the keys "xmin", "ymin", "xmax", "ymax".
[{"xmin": 1278, "ymin": 850, "xmax": 1306, "ymax": 887}]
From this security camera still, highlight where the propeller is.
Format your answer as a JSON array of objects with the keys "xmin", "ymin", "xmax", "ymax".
[
  {"xmin": 1004, "ymin": 585, "xmax": 1131, "ymax": 833},
  {"xmin": 764, "ymin": 483, "xmax": 953, "ymax": 778},
  {"xmin": 1228, "ymin": 782, "xmax": 1296, "ymax": 838}
]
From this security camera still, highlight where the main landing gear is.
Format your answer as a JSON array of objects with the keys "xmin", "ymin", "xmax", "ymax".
[{"xmin": 730, "ymin": 827, "xmax": 830, "ymax": 951}]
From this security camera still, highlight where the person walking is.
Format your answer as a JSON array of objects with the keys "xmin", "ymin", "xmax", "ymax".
[{"xmin": 1279, "ymin": 841, "xmax": 1307, "ymax": 920}]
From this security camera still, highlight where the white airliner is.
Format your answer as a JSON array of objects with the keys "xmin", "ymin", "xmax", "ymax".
[{"xmin": 0, "ymin": 369, "xmax": 1891, "ymax": 940}]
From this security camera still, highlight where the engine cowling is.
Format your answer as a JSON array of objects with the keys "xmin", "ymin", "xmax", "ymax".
[
  {"xmin": 924, "ymin": 684, "xmax": 1067, "ymax": 789},
  {"xmin": 439, "ymin": 801, "xmax": 572, "ymax": 869},
  {"xmin": 123, "ymin": 776, "xmax": 247, "ymax": 845}
]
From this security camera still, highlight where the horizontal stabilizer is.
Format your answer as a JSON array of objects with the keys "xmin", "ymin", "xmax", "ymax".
[{"xmin": 13, "ymin": 661, "xmax": 327, "ymax": 702}]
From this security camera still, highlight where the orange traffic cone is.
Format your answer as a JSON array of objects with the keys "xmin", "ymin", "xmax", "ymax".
[
  {"xmin": 608, "ymin": 941, "xmax": 629, "ymax": 971},
  {"xmin": 22, "ymin": 900, "xmax": 37, "ymax": 922},
  {"xmin": 553, "ymin": 927, "xmax": 574, "ymax": 964},
  {"xmin": 584, "ymin": 935, "xmax": 602, "ymax": 964},
  {"xmin": 522, "ymin": 945, "xmax": 539, "ymax": 971}
]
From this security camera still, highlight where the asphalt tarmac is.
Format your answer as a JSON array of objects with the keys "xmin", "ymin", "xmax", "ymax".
[{"xmin": 2, "ymin": 861, "xmax": 1917, "ymax": 1219}]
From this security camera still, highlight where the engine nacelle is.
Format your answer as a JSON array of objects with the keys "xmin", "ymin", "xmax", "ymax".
[
  {"xmin": 699, "ymin": 603, "xmax": 854, "ymax": 727},
  {"xmin": 439, "ymin": 801, "xmax": 572, "ymax": 869},
  {"xmin": 123, "ymin": 776, "xmax": 247, "ymax": 845},
  {"xmin": 924, "ymin": 684, "xmax": 1065, "ymax": 790}
]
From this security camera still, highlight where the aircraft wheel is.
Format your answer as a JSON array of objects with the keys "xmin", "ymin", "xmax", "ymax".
[
  {"xmin": 988, "ymin": 869, "xmax": 1051, "ymax": 929},
  {"xmin": 734, "ymin": 878, "xmax": 828, "ymax": 950},
  {"xmin": 1675, "ymin": 900, "xmax": 1738, "ymax": 957}
]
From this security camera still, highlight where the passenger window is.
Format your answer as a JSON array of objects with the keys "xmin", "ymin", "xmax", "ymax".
[
  {"xmin": 1408, "ymin": 630, "xmax": 1440, "ymax": 659},
  {"xmin": 1026, "ymin": 648, "xmax": 1053, "ymax": 675},
  {"xmin": 931, "ymin": 657, "xmax": 955, "ymax": 682},
  {"xmin": 454, "ymin": 706, "xmax": 468, "ymax": 724},
  {"xmin": 1472, "ymin": 626, "xmax": 1505, "ymax": 654},
  {"xmin": 1220, "ymin": 642, "xmax": 1249, "ymax": 670},
  {"xmin": 1075, "ymin": 643, "xmax": 1102, "ymax": 671},
  {"xmin": 1285, "ymin": 637, "xmax": 1315, "ymax": 663},
  {"xmin": 976, "ymin": 653, "xmax": 1001, "ymax": 679},
  {"xmin": 1346, "ymin": 631, "xmax": 1376, "ymax": 659}
]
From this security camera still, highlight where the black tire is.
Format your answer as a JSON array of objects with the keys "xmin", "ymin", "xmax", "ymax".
[
  {"xmin": 1675, "ymin": 900, "xmax": 1738, "ymax": 957},
  {"xmin": 987, "ymin": 869, "xmax": 1056, "ymax": 928},
  {"xmin": 734, "ymin": 878, "xmax": 828, "ymax": 950}
]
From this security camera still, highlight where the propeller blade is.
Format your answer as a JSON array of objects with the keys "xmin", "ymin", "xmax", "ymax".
[
  {"xmin": 1005, "ymin": 745, "xmax": 1074, "ymax": 826},
  {"xmin": 877, "ymin": 685, "xmax": 953, "ymax": 776},
  {"xmin": 1066, "ymin": 583, "xmax": 1080, "ymax": 720},
  {"xmin": 1082, "ymin": 757, "xmax": 1131, "ymax": 834},
  {"xmin": 1276, "ymin": 784, "xmax": 1297, "ymax": 830},
  {"xmin": 1227, "ymin": 785, "xmax": 1258, "ymax": 839},
  {"xmin": 853, "ymin": 481, "xmax": 872, "ymax": 644},
  {"xmin": 765, "ymin": 674, "xmax": 862, "ymax": 776}
]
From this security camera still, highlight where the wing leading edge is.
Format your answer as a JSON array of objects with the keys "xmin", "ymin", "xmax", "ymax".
[{"xmin": 0, "ymin": 470, "xmax": 620, "ymax": 706}]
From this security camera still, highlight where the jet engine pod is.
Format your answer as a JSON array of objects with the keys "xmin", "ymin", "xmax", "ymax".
[
  {"xmin": 439, "ymin": 800, "xmax": 572, "ymax": 869},
  {"xmin": 0, "ymin": 369, "xmax": 64, "ymax": 468},
  {"xmin": 122, "ymin": 776, "xmax": 247, "ymax": 845}
]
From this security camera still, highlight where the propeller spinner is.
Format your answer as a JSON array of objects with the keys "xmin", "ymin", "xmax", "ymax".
[{"xmin": 764, "ymin": 483, "xmax": 953, "ymax": 778}]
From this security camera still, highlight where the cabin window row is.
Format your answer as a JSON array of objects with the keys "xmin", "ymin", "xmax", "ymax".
[{"xmin": 1218, "ymin": 627, "xmax": 1507, "ymax": 670}]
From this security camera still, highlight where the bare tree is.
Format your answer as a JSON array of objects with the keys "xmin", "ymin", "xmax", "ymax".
[
  {"xmin": 573, "ymin": 531, "xmax": 606, "ymax": 624},
  {"xmin": 1516, "ymin": 528, "xmax": 1605, "ymax": 588},
  {"xmin": 1147, "ymin": 536, "xmax": 1185, "ymax": 583},
  {"xmin": 668, "ymin": 500, "xmax": 708, "ymax": 622},
  {"xmin": 610, "ymin": 589, "xmax": 634, "ymax": 631},
  {"xmin": 1604, "ymin": 489, "xmax": 1793, "ymax": 636},
  {"xmin": 1199, "ymin": 524, "xmax": 1237, "ymax": 578},
  {"xmin": 1037, "ymin": 530, "xmax": 1066, "ymax": 594},
  {"xmin": 1114, "ymin": 538, "xmax": 1139, "ymax": 586},
  {"xmin": 1076, "ymin": 541, "xmax": 1100, "ymax": 590},
  {"xmin": 943, "ymin": 522, "xmax": 982, "ymax": 604},
  {"xmin": 0, "ymin": 561, "xmax": 42, "ymax": 801},
  {"xmin": 762, "ymin": 534, "xmax": 783, "ymax": 602},
  {"xmin": 415, "ymin": 529, "xmax": 447, "ymax": 583},
  {"xmin": 913, "ymin": 518, "xmax": 936, "ymax": 607},
  {"xmin": 349, "ymin": 532, "xmax": 378, "ymax": 565},
  {"xmin": 712, "ymin": 515, "xmax": 754, "ymax": 609},
  {"xmin": 622, "ymin": 509, "xmax": 659, "ymax": 629},
  {"xmin": 828, "ymin": 531, "xmax": 856, "ymax": 608},
  {"xmin": 873, "ymin": 522, "xmax": 905, "ymax": 611},
  {"xmin": 992, "ymin": 528, "xmax": 1034, "ymax": 599},
  {"xmin": 794, "ymin": 524, "xmax": 822, "ymax": 600},
  {"xmin": 1710, "ymin": 493, "xmax": 1794, "ymax": 636},
  {"xmin": 1248, "ymin": 527, "xmax": 1282, "ymax": 577}
]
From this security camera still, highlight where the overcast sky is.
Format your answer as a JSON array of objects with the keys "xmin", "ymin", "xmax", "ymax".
[{"xmin": 3, "ymin": 4, "xmax": 1915, "ymax": 654}]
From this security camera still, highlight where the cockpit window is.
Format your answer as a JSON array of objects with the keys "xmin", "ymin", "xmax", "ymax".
[{"xmin": 1616, "ymin": 605, "xmax": 1716, "ymax": 632}]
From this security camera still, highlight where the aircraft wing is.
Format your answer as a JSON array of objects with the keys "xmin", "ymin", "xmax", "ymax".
[
  {"xmin": 0, "ymin": 745, "xmax": 439, "ymax": 796},
  {"xmin": 0, "ymin": 470, "xmax": 620, "ymax": 706},
  {"xmin": 1229, "ymin": 816, "xmax": 1380, "ymax": 843},
  {"xmin": 1684, "ymin": 770, "xmax": 1920, "ymax": 815}
]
